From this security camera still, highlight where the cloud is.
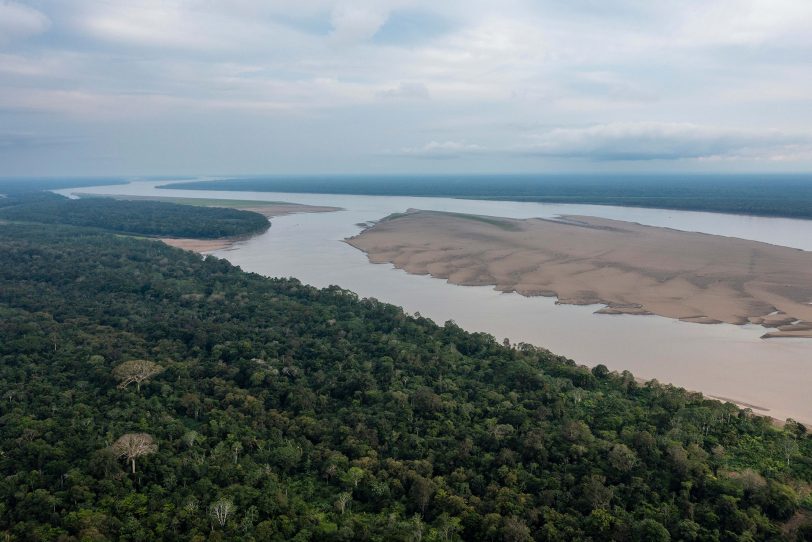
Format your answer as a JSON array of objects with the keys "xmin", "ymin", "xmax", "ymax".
[
  {"xmin": 2, "ymin": 1, "xmax": 812, "ymax": 173},
  {"xmin": 372, "ymin": 9, "xmax": 452, "ymax": 45},
  {"xmin": 522, "ymin": 123, "xmax": 810, "ymax": 161},
  {"xmin": 0, "ymin": 1, "xmax": 50, "ymax": 42},
  {"xmin": 77, "ymin": 3, "xmax": 292, "ymax": 51},
  {"xmin": 329, "ymin": 4, "xmax": 389, "ymax": 44},
  {"xmin": 377, "ymin": 82, "xmax": 429, "ymax": 100},
  {"xmin": 570, "ymin": 71, "xmax": 658, "ymax": 103},
  {"xmin": 673, "ymin": 0, "xmax": 812, "ymax": 48},
  {"xmin": 393, "ymin": 140, "xmax": 483, "ymax": 159},
  {"xmin": 391, "ymin": 124, "xmax": 811, "ymax": 163},
  {"xmin": 0, "ymin": 132, "xmax": 78, "ymax": 151}
]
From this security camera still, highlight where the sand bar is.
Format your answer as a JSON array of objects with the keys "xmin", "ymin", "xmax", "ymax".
[
  {"xmin": 347, "ymin": 210, "xmax": 812, "ymax": 338},
  {"xmin": 150, "ymin": 198, "xmax": 341, "ymax": 252},
  {"xmin": 75, "ymin": 193, "xmax": 341, "ymax": 217},
  {"xmin": 160, "ymin": 238, "xmax": 235, "ymax": 252}
]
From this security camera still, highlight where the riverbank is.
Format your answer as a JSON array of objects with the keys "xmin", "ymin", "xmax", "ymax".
[{"xmin": 347, "ymin": 210, "xmax": 812, "ymax": 338}]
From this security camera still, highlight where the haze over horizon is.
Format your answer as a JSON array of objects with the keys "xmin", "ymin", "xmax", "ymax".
[{"xmin": 2, "ymin": 0, "xmax": 812, "ymax": 177}]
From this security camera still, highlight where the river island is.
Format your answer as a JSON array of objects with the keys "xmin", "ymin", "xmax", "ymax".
[{"xmin": 347, "ymin": 210, "xmax": 812, "ymax": 338}]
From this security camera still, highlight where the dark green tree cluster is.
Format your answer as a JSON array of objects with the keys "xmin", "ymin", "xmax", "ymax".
[
  {"xmin": 0, "ymin": 193, "xmax": 269, "ymax": 238},
  {"xmin": 0, "ymin": 223, "xmax": 811, "ymax": 541}
]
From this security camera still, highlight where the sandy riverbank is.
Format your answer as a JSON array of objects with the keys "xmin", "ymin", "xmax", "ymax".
[
  {"xmin": 160, "ymin": 201, "xmax": 341, "ymax": 252},
  {"xmin": 347, "ymin": 210, "xmax": 812, "ymax": 338},
  {"xmin": 160, "ymin": 238, "xmax": 236, "ymax": 252},
  {"xmin": 236, "ymin": 203, "xmax": 342, "ymax": 218}
]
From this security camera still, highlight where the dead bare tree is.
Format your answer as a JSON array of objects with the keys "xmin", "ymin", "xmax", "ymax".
[
  {"xmin": 111, "ymin": 433, "xmax": 158, "ymax": 474},
  {"xmin": 210, "ymin": 498, "xmax": 235, "ymax": 529},
  {"xmin": 112, "ymin": 360, "xmax": 163, "ymax": 392},
  {"xmin": 781, "ymin": 436, "xmax": 799, "ymax": 467},
  {"xmin": 334, "ymin": 492, "xmax": 352, "ymax": 515}
]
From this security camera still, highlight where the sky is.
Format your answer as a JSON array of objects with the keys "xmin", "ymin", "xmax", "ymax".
[{"xmin": 1, "ymin": 0, "xmax": 812, "ymax": 177}]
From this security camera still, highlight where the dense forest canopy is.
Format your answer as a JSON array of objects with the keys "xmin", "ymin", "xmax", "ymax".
[
  {"xmin": 0, "ymin": 193, "xmax": 269, "ymax": 239},
  {"xmin": 0, "ymin": 221, "xmax": 811, "ymax": 541},
  {"xmin": 159, "ymin": 174, "xmax": 812, "ymax": 220}
]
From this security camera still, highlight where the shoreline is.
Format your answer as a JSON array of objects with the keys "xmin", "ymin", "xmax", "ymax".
[
  {"xmin": 142, "ymin": 201, "xmax": 811, "ymax": 428},
  {"xmin": 628, "ymin": 374, "xmax": 809, "ymax": 427}
]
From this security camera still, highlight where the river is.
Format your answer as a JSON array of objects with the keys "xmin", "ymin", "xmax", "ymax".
[{"xmin": 57, "ymin": 180, "xmax": 812, "ymax": 423}]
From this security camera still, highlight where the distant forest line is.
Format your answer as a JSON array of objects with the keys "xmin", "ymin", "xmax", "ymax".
[
  {"xmin": 0, "ymin": 193, "xmax": 269, "ymax": 239},
  {"xmin": 159, "ymin": 174, "xmax": 812, "ymax": 220}
]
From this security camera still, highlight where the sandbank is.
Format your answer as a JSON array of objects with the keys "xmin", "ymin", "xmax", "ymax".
[{"xmin": 347, "ymin": 210, "xmax": 812, "ymax": 338}]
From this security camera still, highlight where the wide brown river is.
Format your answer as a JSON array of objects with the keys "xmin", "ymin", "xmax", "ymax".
[{"xmin": 59, "ymin": 181, "xmax": 812, "ymax": 423}]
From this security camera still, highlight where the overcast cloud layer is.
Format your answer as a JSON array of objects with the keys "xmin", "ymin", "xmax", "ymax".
[{"xmin": 1, "ymin": 0, "xmax": 811, "ymax": 176}]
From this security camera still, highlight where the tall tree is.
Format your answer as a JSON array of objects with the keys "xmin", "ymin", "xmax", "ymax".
[
  {"xmin": 111, "ymin": 433, "xmax": 158, "ymax": 474},
  {"xmin": 112, "ymin": 360, "xmax": 163, "ymax": 392},
  {"xmin": 210, "ymin": 498, "xmax": 235, "ymax": 529}
]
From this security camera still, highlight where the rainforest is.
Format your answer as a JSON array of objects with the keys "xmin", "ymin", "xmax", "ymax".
[{"xmin": 1, "ymin": 211, "xmax": 811, "ymax": 541}]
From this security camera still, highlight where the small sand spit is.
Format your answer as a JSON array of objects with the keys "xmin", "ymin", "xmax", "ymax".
[{"xmin": 162, "ymin": 202, "xmax": 340, "ymax": 253}]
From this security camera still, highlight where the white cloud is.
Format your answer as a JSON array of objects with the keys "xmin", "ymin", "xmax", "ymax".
[
  {"xmin": 77, "ymin": 2, "xmax": 298, "ymax": 51},
  {"xmin": 522, "ymin": 122, "xmax": 810, "ymax": 161},
  {"xmin": 0, "ymin": 1, "xmax": 50, "ymax": 42},
  {"xmin": 393, "ymin": 140, "xmax": 484, "ymax": 158},
  {"xmin": 390, "ymin": 123, "xmax": 812, "ymax": 163},
  {"xmin": 571, "ymin": 71, "xmax": 658, "ymax": 103},
  {"xmin": 673, "ymin": 0, "xmax": 812, "ymax": 48},
  {"xmin": 329, "ymin": 4, "xmax": 389, "ymax": 44},
  {"xmin": 377, "ymin": 82, "xmax": 430, "ymax": 100}
]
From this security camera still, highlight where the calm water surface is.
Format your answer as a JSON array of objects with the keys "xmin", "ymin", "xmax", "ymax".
[{"xmin": 59, "ymin": 181, "xmax": 812, "ymax": 422}]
